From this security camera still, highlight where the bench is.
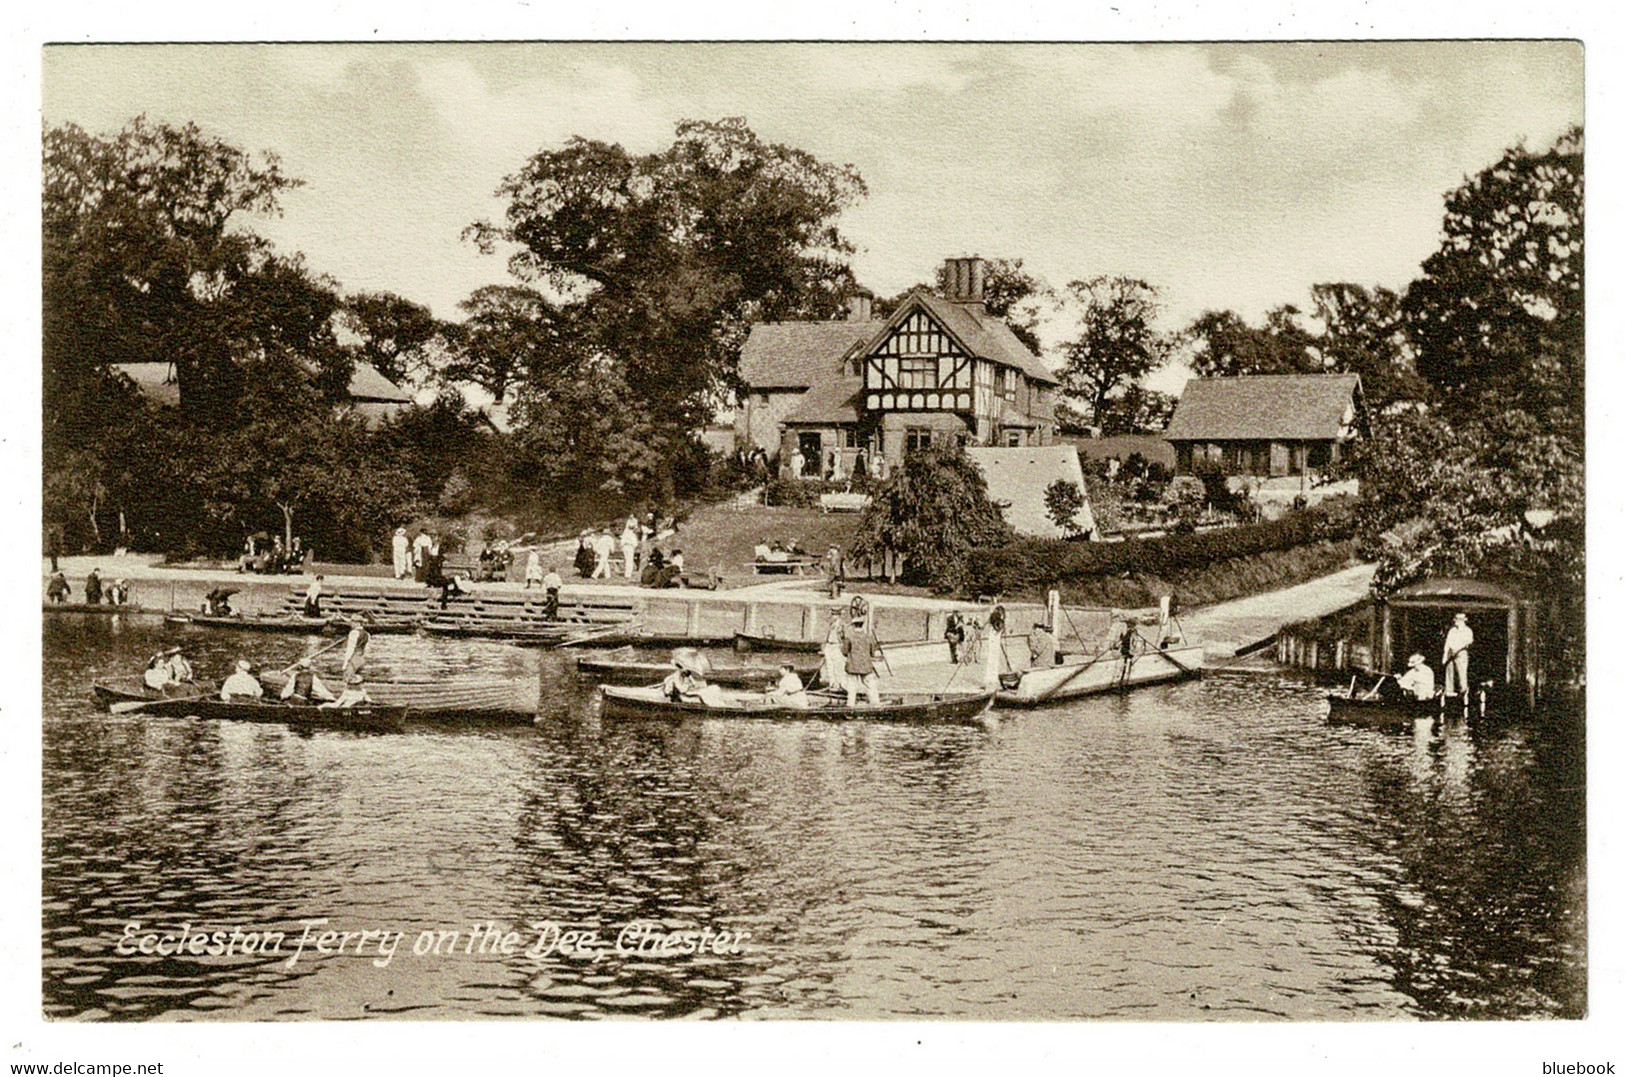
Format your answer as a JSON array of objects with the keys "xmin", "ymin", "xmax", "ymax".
[{"xmin": 752, "ymin": 558, "xmax": 822, "ymax": 576}]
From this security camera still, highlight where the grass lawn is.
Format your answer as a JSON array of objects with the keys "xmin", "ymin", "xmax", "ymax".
[{"xmin": 668, "ymin": 501, "xmax": 864, "ymax": 573}]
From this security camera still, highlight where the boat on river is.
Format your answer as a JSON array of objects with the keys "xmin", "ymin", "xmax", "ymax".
[
  {"xmin": 179, "ymin": 613, "xmax": 333, "ymax": 634},
  {"xmin": 1324, "ymin": 690, "xmax": 1439, "ymax": 729},
  {"xmin": 110, "ymin": 695, "xmax": 407, "ymax": 733},
  {"xmin": 732, "ymin": 631, "xmax": 826, "ymax": 654},
  {"xmin": 44, "ymin": 601, "xmax": 143, "ymax": 616},
  {"xmin": 90, "ymin": 677, "xmax": 216, "ymax": 709},
  {"xmin": 600, "ymin": 684, "xmax": 995, "ymax": 723},
  {"xmin": 419, "ymin": 619, "xmax": 581, "ymax": 645},
  {"xmin": 259, "ymin": 671, "xmax": 534, "ymax": 724},
  {"xmin": 576, "ymin": 651, "xmax": 819, "ymax": 687},
  {"xmin": 995, "ymin": 641, "xmax": 1205, "ymax": 706}
]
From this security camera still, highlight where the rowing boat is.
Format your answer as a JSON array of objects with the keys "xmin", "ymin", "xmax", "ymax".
[
  {"xmin": 575, "ymin": 653, "xmax": 819, "ymax": 687},
  {"xmin": 732, "ymin": 632, "xmax": 824, "ymax": 654},
  {"xmin": 112, "ymin": 696, "xmax": 407, "ymax": 732},
  {"xmin": 90, "ymin": 677, "xmax": 216, "ymax": 710},
  {"xmin": 182, "ymin": 614, "xmax": 333, "ymax": 634},
  {"xmin": 259, "ymin": 671, "xmax": 533, "ymax": 723},
  {"xmin": 44, "ymin": 601, "xmax": 143, "ymax": 615},
  {"xmin": 419, "ymin": 619, "xmax": 580, "ymax": 644},
  {"xmin": 600, "ymin": 684, "xmax": 995, "ymax": 723},
  {"xmin": 995, "ymin": 641, "xmax": 1205, "ymax": 706},
  {"xmin": 1324, "ymin": 691, "xmax": 1438, "ymax": 729}
]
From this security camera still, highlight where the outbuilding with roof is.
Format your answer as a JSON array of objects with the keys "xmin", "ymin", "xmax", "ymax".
[{"xmin": 1162, "ymin": 373, "xmax": 1366, "ymax": 478}]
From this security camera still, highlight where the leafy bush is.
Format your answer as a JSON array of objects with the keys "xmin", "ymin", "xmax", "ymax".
[
  {"xmin": 762, "ymin": 475, "xmax": 876, "ymax": 508},
  {"xmin": 965, "ymin": 505, "xmax": 1356, "ymax": 594},
  {"xmin": 851, "ymin": 444, "xmax": 1010, "ymax": 592}
]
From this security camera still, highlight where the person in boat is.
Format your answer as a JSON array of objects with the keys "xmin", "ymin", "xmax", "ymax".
[
  {"xmin": 661, "ymin": 649, "xmax": 721, "ymax": 705},
  {"xmin": 167, "ymin": 648, "xmax": 195, "ymax": 685},
  {"xmin": 83, "ymin": 568, "xmax": 103, "ymax": 605},
  {"xmin": 322, "ymin": 673, "xmax": 372, "ymax": 709},
  {"xmin": 220, "ymin": 660, "xmax": 265, "ymax": 701},
  {"xmin": 46, "ymin": 572, "xmax": 70, "ymax": 604},
  {"xmin": 765, "ymin": 662, "xmax": 810, "ymax": 709},
  {"xmin": 302, "ymin": 575, "xmax": 324, "ymax": 618},
  {"xmin": 280, "ymin": 658, "xmax": 336, "ymax": 704},
  {"xmin": 542, "ymin": 566, "xmax": 563, "ymax": 620},
  {"xmin": 392, "ymin": 526, "xmax": 411, "ymax": 579},
  {"xmin": 341, "ymin": 618, "xmax": 371, "ymax": 679},
  {"xmin": 820, "ymin": 613, "xmax": 848, "ymax": 696},
  {"xmin": 1441, "ymin": 612, "xmax": 1473, "ymax": 711},
  {"xmin": 982, "ymin": 605, "xmax": 1007, "ymax": 690},
  {"xmin": 1028, "ymin": 622, "xmax": 1059, "ymax": 669},
  {"xmin": 144, "ymin": 647, "xmax": 182, "ymax": 690},
  {"xmin": 841, "ymin": 607, "xmax": 883, "ymax": 707},
  {"xmin": 944, "ymin": 611, "xmax": 966, "ymax": 664},
  {"xmin": 1396, "ymin": 653, "xmax": 1436, "ymax": 701}
]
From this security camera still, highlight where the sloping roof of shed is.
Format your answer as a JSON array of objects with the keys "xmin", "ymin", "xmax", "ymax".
[
  {"xmin": 1162, "ymin": 374, "xmax": 1361, "ymax": 441},
  {"xmin": 965, "ymin": 444, "xmax": 1095, "ymax": 539}
]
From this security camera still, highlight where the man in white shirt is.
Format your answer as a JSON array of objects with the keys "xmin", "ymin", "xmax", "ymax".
[
  {"xmin": 392, "ymin": 527, "xmax": 410, "ymax": 579},
  {"xmin": 1396, "ymin": 653, "xmax": 1435, "ymax": 700},
  {"xmin": 220, "ymin": 661, "xmax": 264, "ymax": 700},
  {"xmin": 1442, "ymin": 612, "xmax": 1473, "ymax": 704},
  {"xmin": 592, "ymin": 530, "xmax": 616, "ymax": 579}
]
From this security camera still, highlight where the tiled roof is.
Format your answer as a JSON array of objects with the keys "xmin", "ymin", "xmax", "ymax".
[
  {"xmin": 782, "ymin": 371, "xmax": 862, "ymax": 425},
  {"xmin": 347, "ymin": 361, "xmax": 412, "ymax": 403},
  {"xmin": 738, "ymin": 321, "xmax": 879, "ymax": 389},
  {"xmin": 908, "ymin": 291, "xmax": 1059, "ymax": 385},
  {"xmin": 1162, "ymin": 374, "xmax": 1362, "ymax": 441},
  {"xmin": 965, "ymin": 445, "xmax": 1095, "ymax": 539},
  {"xmin": 113, "ymin": 359, "xmax": 412, "ymax": 406}
]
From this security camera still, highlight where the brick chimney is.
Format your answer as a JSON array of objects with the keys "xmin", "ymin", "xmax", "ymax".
[
  {"xmin": 942, "ymin": 256, "xmax": 986, "ymax": 305},
  {"xmin": 845, "ymin": 289, "xmax": 874, "ymax": 322}
]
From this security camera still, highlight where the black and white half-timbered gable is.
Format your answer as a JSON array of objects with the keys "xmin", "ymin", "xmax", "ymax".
[{"xmin": 736, "ymin": 256, "xmax": 1059, "ymax": 478}]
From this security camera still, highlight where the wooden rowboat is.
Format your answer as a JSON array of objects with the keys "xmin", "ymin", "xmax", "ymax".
[
  {"xmin": 1324, "ymin": 691, "xmax": 1439, "ymax": 729},
  {"xmin": 995, "ymin": 642, "xmax": 1205, "ymax": 707},
  {"xmin": 257, "ymin": 672, "xmax": 533, "ymax": 723},
  {"xmin": 600, "ymin": 684, "xmax": 995, "ymax": 723},
  {"xmin": 575, "ymin": 654, "xmax": 819, "ymax": 687},
  {"xmin": 182, "ymin": 614, "xmax": 334, "ymax": 635},
  {"xmin": 90, "ymin": 677, "xmax": 216, "ymax": 710},
  {"xmin": 732, "ymin": 632, "xmax": 825, "ymax": 654},
  {"xmin": 419, "ymin": 619, "xmax": 580, "ymax": 644},
  {"xmin": 112, "ymin": 696, "xmax": 407, "ymax": 733},
  {"xmin": 44, "ymin": 601, "xmax": 143, "ymax": 615}
]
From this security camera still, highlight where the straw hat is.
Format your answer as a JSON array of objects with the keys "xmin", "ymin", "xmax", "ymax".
[
  {"xmin": 671, "ymin": 648, "xmax": 711, "ymax": 675},
  {"xmin": 1407, "ymin": 653, "xmax": 1425, "ymax": 668},
  {"xmin": 235, "ymin": 660, "xmax": 252, "ymax": 672}
]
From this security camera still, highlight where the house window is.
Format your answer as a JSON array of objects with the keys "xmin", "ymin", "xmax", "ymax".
[
  {"xmin": 899, "ymin": 356, "xmax": 937, "ymax": 389},
  {"xmin": 905, "ymin": 427, "xmax": 932, "ymax": 453},
  {"xmin": 844, "ymin": 428, "xmax": 862, "ymax": 449},
  {"xmin": 1307, "ymin": 442, "xmax": 1332, "ymax": 470},
  {"xmin": 997, "ymin": 367, "xmax": 1017, "ymax": 401},
  {"xmin": 1003, "ymin": 429, "xmax": 1022, "ymax": 447}
]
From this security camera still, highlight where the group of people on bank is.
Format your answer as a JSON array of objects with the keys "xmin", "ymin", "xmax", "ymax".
[
  {"xmin": 573, "ymin": 513, "xmax": 684, "ymax": 587},
  {"xmin": 239, "ymin": 534, "xmax": 305, "ymax": 575},
  {"xmin": 46, "ymin": 568, "xmax": 129, "ymax": 606}
]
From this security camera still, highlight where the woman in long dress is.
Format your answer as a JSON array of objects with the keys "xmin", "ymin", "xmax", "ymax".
[
  {"xmin": 982, "ymin": 605, "xmax": 1006, "ymax": 690},
  {"xmin": 820, "ymin": 615, "xmax": 847, "ymax": 695}
]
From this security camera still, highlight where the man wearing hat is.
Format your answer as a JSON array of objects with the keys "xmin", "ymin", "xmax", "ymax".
[
  {"xmin": 1441, "ymin": 611, "xmax": 1473, "ymax": 708},
  {"xmin": 392, "ymin": 526, "xmax": 411, "ymax": 579},
  {"xmin": 1396, "ymin": 653, "xmax": 1435, "ymax": 700},
  {"xmin": 280, "ymin": 658, "xmax": 336, "ymax": 704},
  {"xmin": 341, "ymin": 617, "xmax": 371, "ymax": 680},
  {"xmin": 841, "ymin": 603, "xmax": 883, "ymax": 707},
  {"xmin": 220, "ymin": 661, "xmax": 265, "ymax": 701}
]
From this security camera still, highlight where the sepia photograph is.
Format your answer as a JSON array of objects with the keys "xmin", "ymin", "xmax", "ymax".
[{"xmin": 10, "ymin": 11, "xmax": 1610, "ymax": 1073}]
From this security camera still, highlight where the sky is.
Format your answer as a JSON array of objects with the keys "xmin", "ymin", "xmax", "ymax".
[{"xmin": 41, "ymin": 41, "xmax": 1581, "ymax": 392}]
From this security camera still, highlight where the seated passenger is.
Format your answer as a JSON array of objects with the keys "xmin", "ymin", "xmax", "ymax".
[
  {"xmin": 143, "ymin": 649, "xmax": 176, "ymax": 690},
  {"xmin": 764, "ymin": 663, "xmax": 810, "ymax": 709},
  {"xmin": 1028, "ymin": 623, "xmax": 1059, "ymax": 669},
  {"xmin": 279, "ymin": 659, "xmax": 336, "ymax": 704},
  {"xmin": 1396, "ymin": 653, "xmax": 1436, "ymax": 700},
  {"xmin": 220, "ymin": 660, "xmax": 265, "ymax": 700},
  {"xmin": 322, "ymin": 673, "xmax": 372, "ymax": 709}
]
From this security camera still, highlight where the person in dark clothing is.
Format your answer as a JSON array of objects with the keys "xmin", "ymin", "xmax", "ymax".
[
  {"xmin": 83, "ymin": 569, "xmax": 103, "ymax": 605},
  {"xmin": 46, "ymin": 572, "xmax": 70, "ymax": 603}
]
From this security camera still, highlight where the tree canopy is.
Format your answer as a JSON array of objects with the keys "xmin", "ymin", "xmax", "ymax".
[
  {"xmin": 1058, "ymin": 276, "xmax": 1170, "ymax": 427},
  {"xmin": 851, "ymin": 444, "xmax": 1011, "ymax": 593}
]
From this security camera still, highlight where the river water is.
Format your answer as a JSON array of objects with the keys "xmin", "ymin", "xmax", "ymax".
[{"xmin": 41, "ymin": 614, "xmax": 1586, "ymax": 1021}]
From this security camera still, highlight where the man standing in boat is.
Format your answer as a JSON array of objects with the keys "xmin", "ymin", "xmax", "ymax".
[
  {"xmin": 1441, "ymin": 612, "xmax": 1473, "ymax": 713},
  {"xmin": 841, "ymin": 604, "xmax": 883, "ymax": 707},
  {"xmin": 341, "ymin": 618, "xmax": 370, "ymax": 680}
]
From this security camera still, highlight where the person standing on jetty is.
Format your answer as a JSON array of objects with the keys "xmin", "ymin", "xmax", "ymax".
[
  {"xmin": 591, "ymin": 529, "xmax": 615, "ymax": 579},
  {"xmin": 620, "ymin": 517, "xmax": 639, "ymax": 580},
  {"xmin": 303, "ymin": 575, "xmax": 324, "ymax": 618},
  {"xmin": 574, "ymin": 531, "xmax": 594, "ymax": 578},
  {"xmin": 46, "ymin": 572, "xmax": 70, "ymax": 604},
  {"xmin": 820, "ymin": 614, "xmax": 848, "ymax": 696},
  {"xmin": 412, "ymin": 530, "xmax": 433, "ymax": 582},
  {"xmin": 982, "ymin": 605, "xmax": 1007, "ymax": 689},
  {"xmin": 1442, "ymin": 612, "xmax": 1473, "ymax": 712},
  {"xmin": 841, "ymin": 605, "xmax": 883, "ymax": 707},
  {"xmin": 524, "ymin": 548, "xmax": 543, "ymax": 589},
  {"xmin": 392, "ymin": 526, "xmax": 410, "ymax": 579},
  {"xmin": 84, "ymin": 568, "xmax": 103, "ymax": 605},
  {"xmin": 542, "ymin": 566, "xmax": 563, "ymax": 620}
]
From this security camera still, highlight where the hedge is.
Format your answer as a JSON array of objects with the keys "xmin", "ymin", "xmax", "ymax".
[{"xmin": 966, "ymin": 506, "xmax": 1357, "ymax": 594}]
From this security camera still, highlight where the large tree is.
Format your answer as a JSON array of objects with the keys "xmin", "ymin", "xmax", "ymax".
[
  {"xmin": 466, "ymin": 117, "xmax": 867, "ymax": 498},
  {"xmin": 1058, "ymin": 276, "xmax": 1170, "ymax": 428},
  {"xmin": 340, "ymin": 291, "xmax": 446, "ymax": 387},
  {"xmin": 1308, "ymin": 282, "xmax": 1425, "ymax": 407},
  {"xmin": 1180, "ymin": 305, "xmax": 1319, "ymax": 379},
  {"xmin": 851, "ymin": 443, "xmax": 1011, "ymax": 592}
]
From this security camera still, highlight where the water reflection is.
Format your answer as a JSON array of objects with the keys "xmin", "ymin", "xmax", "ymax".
[{"xmin": 41, "ymin": 615, "xmax": 1584, "ymax": 1019}]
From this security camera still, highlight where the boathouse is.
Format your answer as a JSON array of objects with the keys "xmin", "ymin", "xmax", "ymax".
[
  {"xmin": 735, "ymin": 257, "xmax": 1060, "ymax": 475},
  {"xmin": 1163, "ymin": 373, "xmax": 1365, "ymax": 477},
  {"xmin": 1375, "ymin": 578, "xmax": 1543, "ymax": 710}
]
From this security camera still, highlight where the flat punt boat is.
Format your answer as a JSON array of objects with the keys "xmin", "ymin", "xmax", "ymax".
[
  {"xmin": 600, "ymin": 684, "xmax": 995, "ymax": 723},
  {"xmin": 181, "ymin": 614, "xmax": 334, "ymax": 635},
  {"xmin": 419, "ymin": 619, "xmax": 580, "ymax": 645},
  {"xmin": 44, "ymin": 601, "xmax": 143, "ymax": 615},
  {"xmin": 90, "ymin": 677, "xmax": 216, "ymax": 709},
  {"xmin": 1324, "ymin": 692, "xmax": 1439, "ymax": 729},
  {"xmin": 118, "ymin": 696, "xmax": 407, "ymax": 733},
  {"xmin": 576, "ymin": 653, "xmax": 819, "ymax": 687},
  {"xmin": 995, "ymin": 642, "xmax": 1205, "ymax": 707},
  {"xmin": 732, "ymin": 632, "xmax": 825, "ymax": 654}
]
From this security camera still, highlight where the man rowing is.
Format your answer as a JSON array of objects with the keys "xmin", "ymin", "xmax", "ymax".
[
  {"xmin": 220, "ymin": 660, "xmax": 265, "ymax": 701},
  {"xmin": 1396, "ymin": 653, "xmax": 1436, "ymax": 701},
  {"xmin": 279, "ymin": 658, "xmax": 336, "ymax": 704}
]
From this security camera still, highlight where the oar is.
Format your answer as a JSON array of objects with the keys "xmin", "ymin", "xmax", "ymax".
[
  {"xmin": 277, "ymin": 636, "xmax": 346, "ymax": 675},
  {"xmin": 110, "ymin": 696, "xmax": 168, "ymax": 715},
  {"xmin": 1361, "ymin": 674, "xmax": 1389, "ymax": 701}
]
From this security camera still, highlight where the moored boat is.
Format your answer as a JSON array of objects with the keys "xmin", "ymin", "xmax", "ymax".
[
  {"xmin": 995, "ymin": 641, "xmax": 1205, "ymax": 707},
  {"xmin": 419, "ymin": 619, "xmax": 579, "ymax": 644},
  {"xmin": 599, "ymin": 684, "xmax": 994, "ymax": 723},
  {"xmin": 1324, "ymin": 691, "xmax": 1439, "ymax": 729},
  {"xmin": 115, "ymin": 695, "xmax": 407, "ymax": 733},
  {"xmin": 183, "ymin": 614, "xmax": 334, "ymax": 634},
  {"xmin": 575, "ymin": 653, "xmax": 818, "ymax": 687},
  {"xmin": 732, "ymin": 632, "xmax": 824, "ymax": 654}
]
